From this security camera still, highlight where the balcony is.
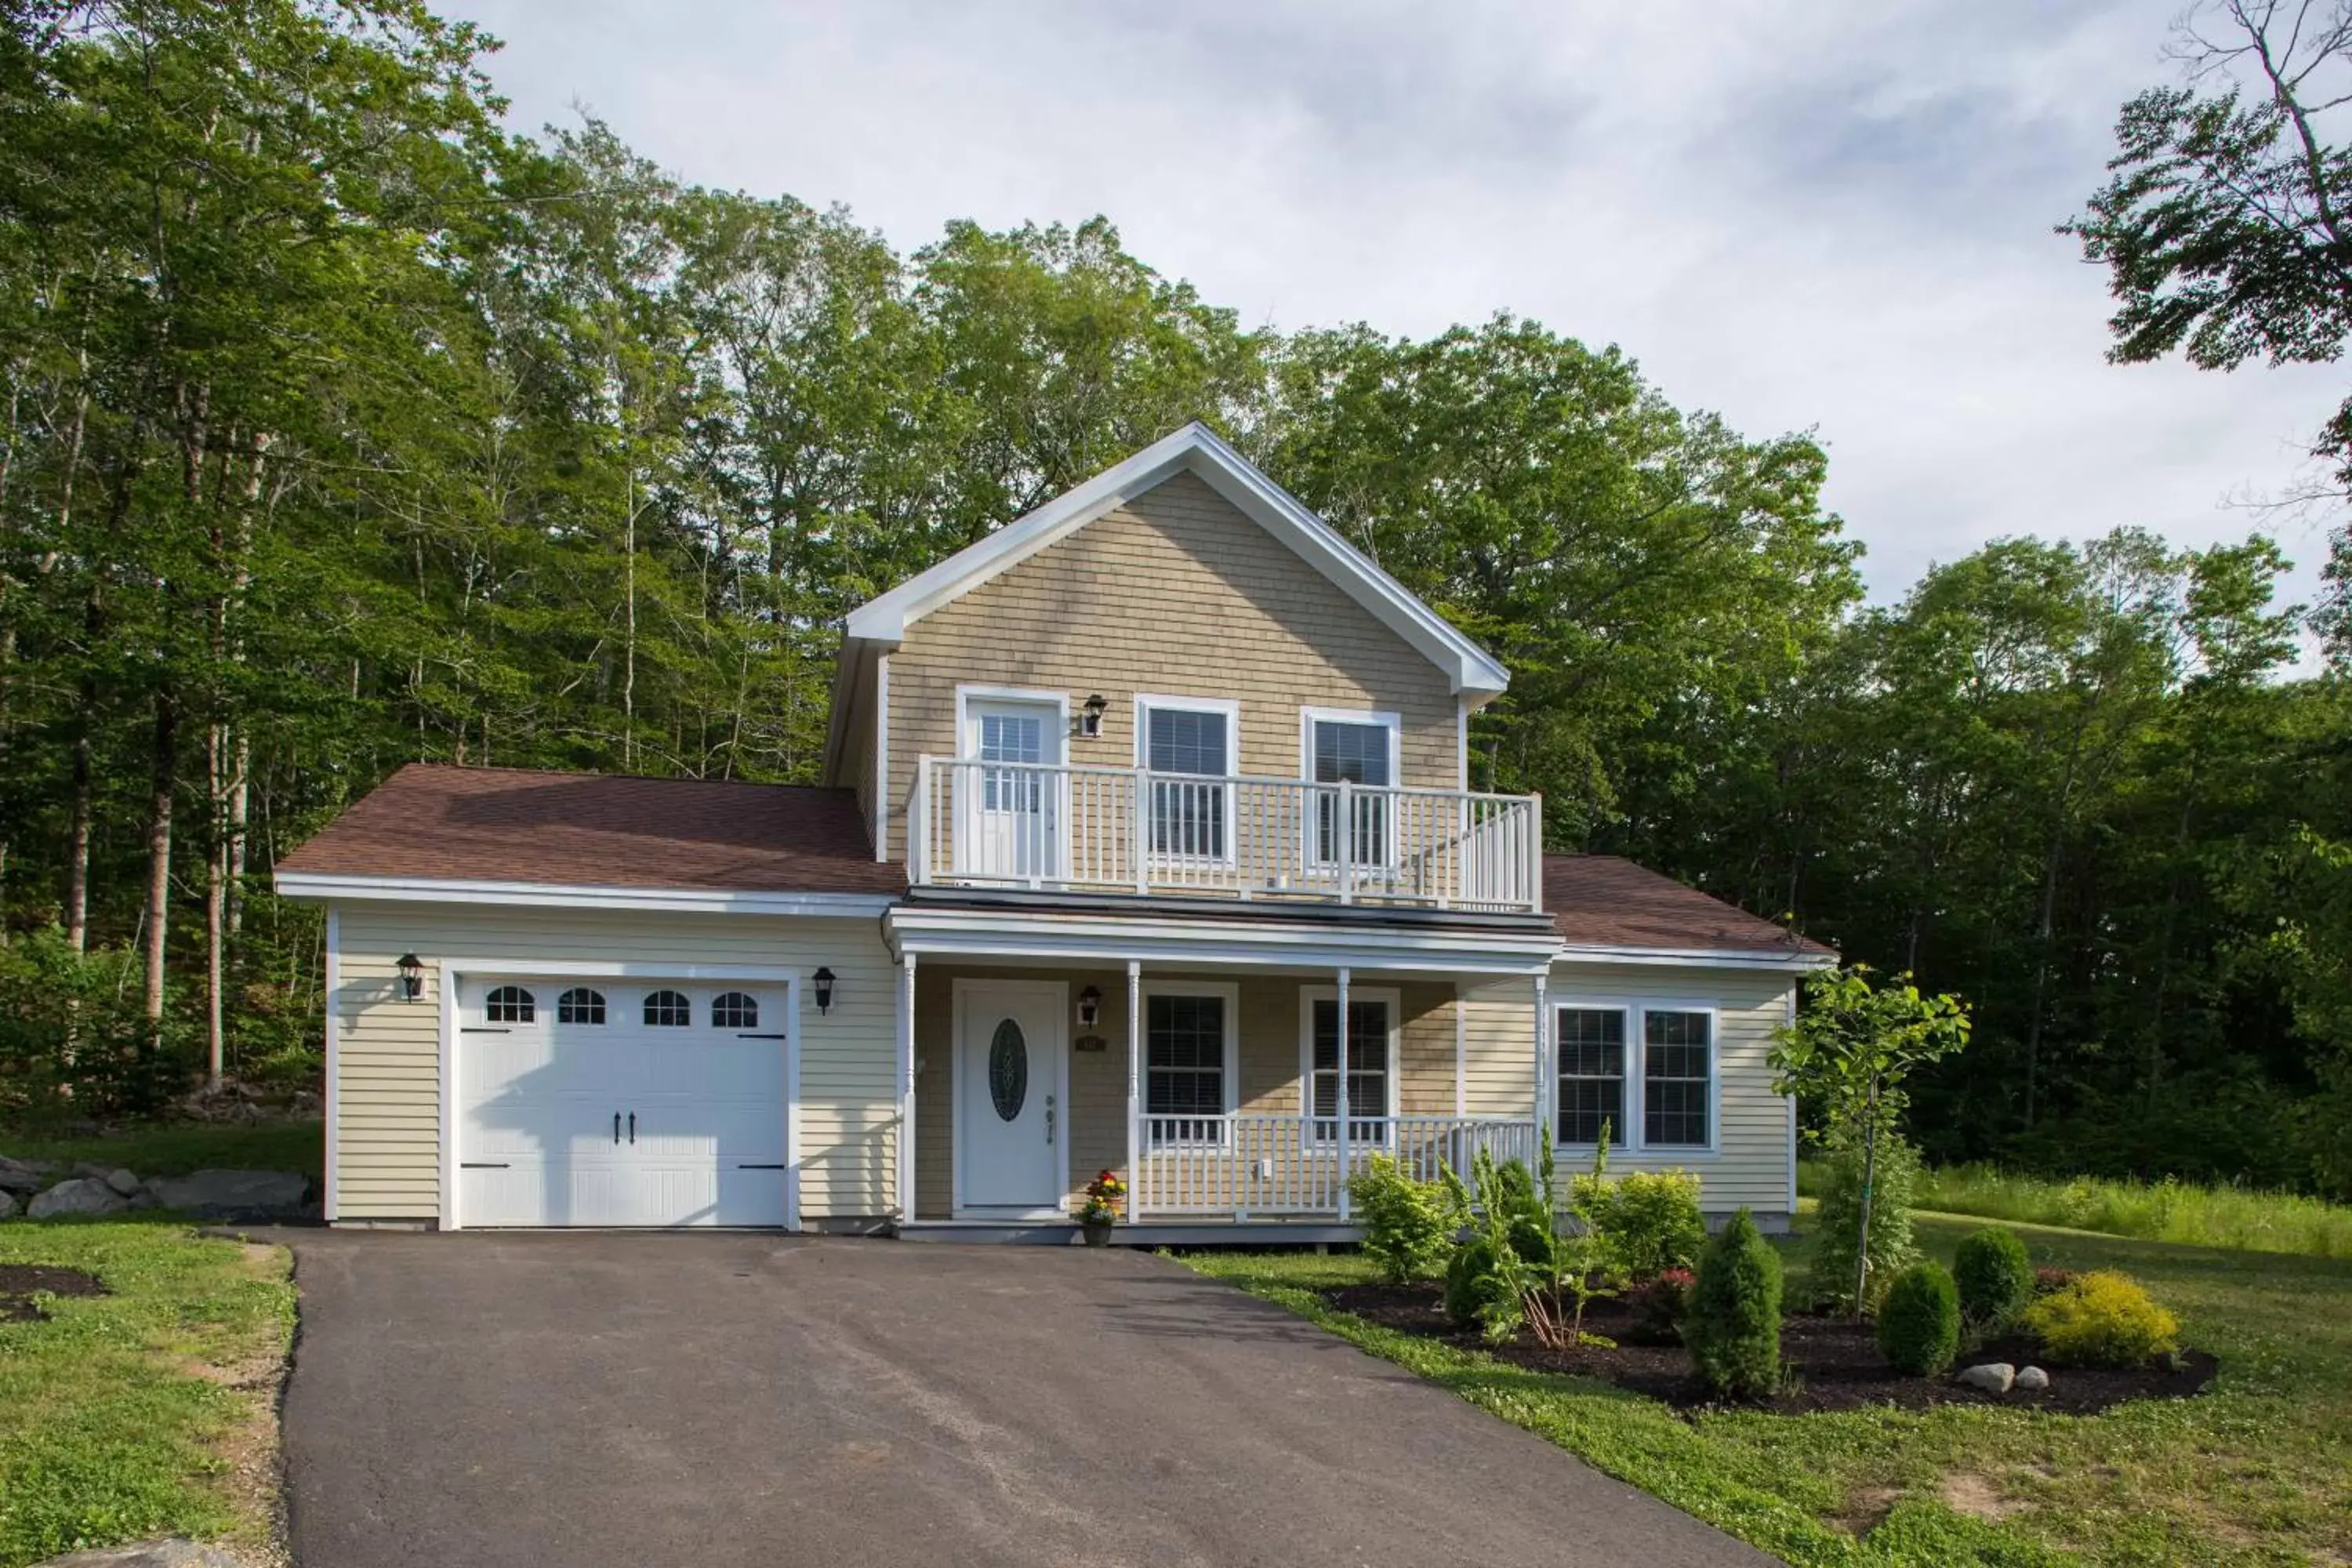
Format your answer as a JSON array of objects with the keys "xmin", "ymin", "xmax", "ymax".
[{"xmin": 909, "ymin": 755, "xmax": 1543, "ymax": 913}]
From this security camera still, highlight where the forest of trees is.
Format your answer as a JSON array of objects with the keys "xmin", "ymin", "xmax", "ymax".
[{"xmin": 1, "ymin": 1, "xmax": 2347, "ymax": 1196}]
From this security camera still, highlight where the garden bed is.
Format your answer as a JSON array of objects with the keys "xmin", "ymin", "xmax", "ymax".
[
  {"xmin": 0, "ymin": 1262, "xmax": 107, "ymax": 1323},
  {"xmin": 1323, "ymin": 1280, "xmax": 2218, "ymax": 1415}
]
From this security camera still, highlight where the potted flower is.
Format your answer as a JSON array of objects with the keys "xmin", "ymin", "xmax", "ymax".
[{"xmin": 1076, "ymin": 1169, "xmax": 1127, "ymax": 1246}]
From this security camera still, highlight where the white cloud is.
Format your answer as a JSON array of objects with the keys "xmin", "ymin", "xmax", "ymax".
[{"xmin": 448, "ymin": 0, "xmax": 2347, "ymax": 623}]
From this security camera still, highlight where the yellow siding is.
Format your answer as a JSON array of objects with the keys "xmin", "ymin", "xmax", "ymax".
[
  {"xmin": 881, "ymin": 470, "xmax": 1461, "ymax": 860},
  {"xmin": 1548, "ymin": 961, "xmax": 1798, "ymax": 1218},
  {"xmin": 1459, "ymin": 977, "xmax": 1541, "ymax": 1119},
  {"xmin": 329, "ymin": 902, "xmax": 897, "ymax": 1224}
]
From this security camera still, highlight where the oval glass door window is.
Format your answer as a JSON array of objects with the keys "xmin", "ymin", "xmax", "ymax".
[{"xmin": 987, "ymin": 1018, "xmax": 1028, "ymax": 1121}]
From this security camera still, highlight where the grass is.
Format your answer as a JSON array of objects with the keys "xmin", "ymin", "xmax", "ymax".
[
  {"xmin": 2, "ymin": 1121, "xmax": 324, "ymax": 1189},
  {"xmin": 0, "ymin": 1217, "xmax": 295, "ymax": 1566},
  {"xmin": 1181, "ymin": 1213, "xmax": 2352, "ymax": 1566}
]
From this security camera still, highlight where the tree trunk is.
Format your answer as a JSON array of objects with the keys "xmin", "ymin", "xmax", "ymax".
[
  {"xmin": 2020, "ymin": 816, "xmax": 2064, "ymax": 1129},
  {"xmin": 1853, "ymin": 1080, "xmax": 1879, "ymax": 1317},
  {"xmin": 142, "ymin": 691, "xmax": 179, "ymax": 1048},
  {"xmin": 64, "ymin": 699, "xmax": 93, "ymax": 951}
]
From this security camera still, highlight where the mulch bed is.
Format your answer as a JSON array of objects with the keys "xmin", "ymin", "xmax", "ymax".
[
  {"xmin": 0, "ymin": 1263, "xmax": 108, "ymax": 1324},
  {"xmin": 1324, "ymin": 1281, "xmax": 2219, "ymax": 1416}
]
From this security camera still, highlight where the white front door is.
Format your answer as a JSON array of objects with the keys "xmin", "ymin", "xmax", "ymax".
[
  {"xmin": 959, "ymin": 698, "xmax": 1062, "ymax": 880},
  {"xmin": 456, "ymin": 977, "xmax": 789, "ymax": 1228},
  {"xmin": 956, "ymin": 981, "xmax": 1067, "ymax": 1214}
]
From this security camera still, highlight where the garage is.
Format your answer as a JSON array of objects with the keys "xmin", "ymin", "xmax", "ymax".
[{"xmin": 453, "ymin": 975, "xmax": 793, "ymax": 1228}]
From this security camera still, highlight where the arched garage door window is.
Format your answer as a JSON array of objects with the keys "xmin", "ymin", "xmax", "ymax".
[{"xmin": 643, "ymin": 989, "xmax": 691, "ymax": 1027}]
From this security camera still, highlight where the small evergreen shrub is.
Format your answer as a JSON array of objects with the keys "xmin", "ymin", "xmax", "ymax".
[
  {"xmin": 1575, "ymin": 1168, "xmax": 1706, "ymax": 1279},
  {"xmin": 1348, "ymin": 1155, "xmax": 1460, "ymax": 1283},
  {"xmin": 1951, "ymin": 1226, "xmax": 2034, "ymax": 1330},
  {"xmin": 1684, "ymin": 1208, "xmax": 1783, "ymax": 1398},
  {"xmin": 1444, "ymin": 1233, "xmax": 1515, "ymax": 1330},
  {"xmin": 1875, "ymin": 1262, "xmax": 1962, "ymax": 1375},
  {"xmin": 2020, "ymin": 1271, "xmax": 2180, "ymax": 1367}
]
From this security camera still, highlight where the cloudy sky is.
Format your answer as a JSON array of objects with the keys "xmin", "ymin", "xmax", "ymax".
[{"xmin": 446, "ymin": 0, "xmax": 2343, "ymax": 615}]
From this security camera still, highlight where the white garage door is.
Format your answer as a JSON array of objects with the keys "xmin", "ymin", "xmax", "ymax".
[{"xmin": 456, "ymin": 976, "xmax": 789, "ymax": 1228}]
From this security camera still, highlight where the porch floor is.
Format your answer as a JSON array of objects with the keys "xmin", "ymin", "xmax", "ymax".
[{"xmin": 895, "ymin": 1218, "xmax": 1365, "ymax": 1247}]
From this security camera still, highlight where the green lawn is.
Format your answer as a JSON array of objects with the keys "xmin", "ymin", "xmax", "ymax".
[
  {"xmin": 0, "ymin": 1218, "xmax": 295, "ymax": 1566},
  {"xmin": 1181, "ymin": 1213, "xmax": 2352, "ymax": 1566},
  {"xmin": 3, "ymin": 1120, "xmax": 324, "ymax": 1189}
]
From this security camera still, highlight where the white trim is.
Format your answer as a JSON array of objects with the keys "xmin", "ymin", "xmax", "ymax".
[
  {"xmin": 1453, "ymin": 980, "xmax": 1466, "ymax": 1117},
  {"xmin": 1137, "ymin": 978, "xmax": 1243, "ymax": 1142},
  {"xmin": 1298, "ymin": 706, "xmax": 1402, "ymax": 786},
  {"xmin": 949, "ymin": 977, "xmax": 1071, "ymax": 1219},
  {"xmin": 896, "ymin": 954, "xmax": 917, "ymax": 1221},
  {"xmin": 887, "ymin": 906, "xmax": 1558, "ymax": 975},
  {"xmin": 1555, "ymin": 942, "xmax": 1837, "ymax": 972},
  {"xmin": 436, "ymin": 959, "xmax": 805, "ymax": 1232},
  {"xmin": 954, "ymin": 684, "xmax": 1072, "ymax": 751},
  {"xmin": 274, "ymin": 872, "xmax": 892, "ymax": 920},
  {"xmin": 1134, "ymin": 692, "xmax": 1242, "ymax": 868},
  {"xmin": 1298, "ymin": 983, "xmax": 1403, "ymax": 1136},
  {"xmin": 1784, "ymin": 978, "xmax": 1800, "ymax": 1214},
  {"xmin": 1548, "ymin": 996, "xmax": 1722, "ymax": 1157},
  {"xmin": 1456, "ymin": 694, "xmax": 1470, "ymax": 793},
  {"xmin": 873, "ymin": 653, "xmax": 891, "ymax": 862},
  {"xmin": 323, "ymin": 907, "xmax": 340, "ymax": 1223},
  {"xmin": 844, "ymin": 422, "xmax": 1510, "ymax": 698}
]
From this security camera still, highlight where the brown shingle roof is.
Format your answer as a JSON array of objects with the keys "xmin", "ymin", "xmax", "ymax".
[
  {"xmin": 279, "ymin": 764, "xmax": 905, "ymax": 896},
  {"xmin": 1545, "ymin": 855, "xmax": 1834, "ymax": 958}
]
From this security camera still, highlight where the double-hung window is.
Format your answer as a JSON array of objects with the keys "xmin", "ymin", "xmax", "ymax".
[
  {"xmin": 1138, "ymin": 696, "xmax": 1236, "ymax": 862},
  {"xmin": 1143, "ymin": 987, "xmax": 1235, "ymax": 1143},
  {"xmin": 1642, "ymin": 1010, "xmax": 1712, "ymax": 1149},
  {"xmin": 1555, "ymin": 1007, "xmax": 1627, "ymax": 1147},
  {"xmin": 1304, "ymin": 710, "xmax": 1398, "ymax": 868},
  {"xmin": 1305, "ymin": 990, "xmax": 1395, "ymax": 1142}
]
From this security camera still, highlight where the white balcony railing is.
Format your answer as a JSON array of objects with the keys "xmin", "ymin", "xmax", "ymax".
[
  {"xmin": 1132, "ymin": 1114, "xmax": 1539, "ymax": 1218},
  {"xmin": 910, "ymin": 756, "xmax": 1543, "ymax": 913}
]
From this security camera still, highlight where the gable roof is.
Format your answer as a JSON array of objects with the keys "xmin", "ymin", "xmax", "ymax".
[
  {"xmin": 1544, "ymin": 855, "xmax": 1836, "ymax": 962},
  {"xmin": 841, "ymin": 422, "xmax": 1511, "ymax": 699},
  {"xmin": 278, "ymin": 764, "xmax": 905, "ymax": 897}
]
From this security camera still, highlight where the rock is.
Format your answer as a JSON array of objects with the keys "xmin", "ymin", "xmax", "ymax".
[
  {"xmin": 0, "ymin": 1160, "xmax": 47, "ymax": 1196},
  {"xmin": 126, "ymin": 1191, "xmax": 159, "ymax": 1211},
  {"xmin": 289, "ymin": 1089, "xmax": 322, "ymax": 1115},
  {"xmin": 145, "ymin": 1169, "xmax": 309, "ymax": 1220},
  {"xmin": 2015, "ymin": 1365, "xmax": 2050, "ymax": 1392},
  {"xmin": 0, "ymin": 1189, "xmax": 17, "ymax": 1218},
  {"xmin": 1958, "ymin": 1362, "xmax": 2016, "ymax": 1394},
  {"xmin": 31, "ymin": 1538, "xmax": 242, "ymax": 1567},
  {"xmin": 70, "ymin": 1161, "xmax": 116, "ymax": 1182},
  {"xmin": 102, "ymin": 1168, "xmax": 141, "ymax": 1197},
  {"xmin": 27, "ymin": 1178, "xmax": 132, "ymax": 1219}
]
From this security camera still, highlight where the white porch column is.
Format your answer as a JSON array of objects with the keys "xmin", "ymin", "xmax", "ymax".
[
  {"xmin": 1335, "ymin": 964, "xmax": 1352, "ymax": 1221},
  {"xmin": 895, "ymin": 953, "xmax": 918, "ymax": 1222},
  {"xmin": 1532, "ymin": 970, "xmax": 1551, "ymax": 1167},
  {"xmin": 1125, "ymin": 959, "xmax": 1142, "ymax": 1220}
]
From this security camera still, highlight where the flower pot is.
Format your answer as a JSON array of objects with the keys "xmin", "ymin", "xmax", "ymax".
[{"xmin": 1081, "ymin": 1220, "xmax": 1115, "ymax": 1248}]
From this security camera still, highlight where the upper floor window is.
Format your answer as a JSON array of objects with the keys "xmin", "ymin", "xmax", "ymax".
[
  {"xmin": 644, "ymin": 989, "xmax": 691, "ymax": 1028},
  {"xmin": 1305, "ymin": 710, "xmax": 1398, "ymax": 865},
  {"xmin": 1140, "ymin": 697, "xmax": 1236, "ymax": 860},
  {"xmin": 1643, "ymin": 1011, "xmax": 1712, "ymax": 1148},
  {"xmin": 485, "ymin": 985, "xmax": 534, "ymax": 1024},
  {"xmin": 712, "ymin": 992, "xmax": 759, "ymax": 1029},
  {"xmin": 557, "ymin": 987, "xmax": 606, "ymax": 1025}
]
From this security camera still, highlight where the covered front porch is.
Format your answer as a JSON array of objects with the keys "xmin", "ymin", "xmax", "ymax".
[{"xmin": 886, "ymin": 899, "xmax": 1559, "ymax": 1235}]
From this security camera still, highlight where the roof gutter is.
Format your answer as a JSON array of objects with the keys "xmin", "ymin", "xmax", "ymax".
[{"xmin": 274, "ymin": 871, "xmax": 898, "ymax": 920}]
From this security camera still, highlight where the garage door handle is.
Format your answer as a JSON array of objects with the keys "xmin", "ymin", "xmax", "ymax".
[
  {"xmin": 460, "ymin": 1162, "xmax": 510, "ymax": 1169},
  {"xmin": 628, "ymin": 1112, "xmax": 637, "ymax": 1145},
  {"xmin": 613, "ymin": 1112, "xmax": 621, "ymax": 1145},
  {"xmin": 737, "ymin": 1163, "xmax": 785, "ymax": 1170}
]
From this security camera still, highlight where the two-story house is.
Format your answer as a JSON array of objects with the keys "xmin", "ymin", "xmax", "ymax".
[{"xmin": 278, "ymin": 424, "xmax": 1832, "ymax": 1239}]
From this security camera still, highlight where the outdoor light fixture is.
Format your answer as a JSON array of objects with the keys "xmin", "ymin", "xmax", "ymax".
[
  {"xmin": 1072, "ymin": 693, "xmax": 1108, "ymax": 739},
  {"xmin": 1076, "ymin": 985, "xmax": 1102, "ymax": 1029},
  {"xmin": 395, "ymin": 953, "xmax": 424, "ymax": 1002},
  {"xmin": 811, "ymin": 967, "xmax": 837, "ymax": 1015}
]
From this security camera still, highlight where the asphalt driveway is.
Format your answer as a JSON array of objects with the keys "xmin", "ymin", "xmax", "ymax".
[{"xmin": 275, "ymin": 1232, "xmax": 1770, "ymax": 1567}]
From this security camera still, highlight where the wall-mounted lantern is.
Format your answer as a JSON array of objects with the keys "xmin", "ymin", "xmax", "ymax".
[
  {"xmin": 812, "ymin": 967, "xmax": 837, "ymax": 1015},
  {"xmin": 1076, "ymin": 984, "xmax": 1102, "ymax": 1029},
  {"xmin": 396, "ymin": 953, "xmax": 424, "ymax": 1002},
  {"xmin": 1072, "ymin": 693, "xmax": 1108, "ymax": 739}
]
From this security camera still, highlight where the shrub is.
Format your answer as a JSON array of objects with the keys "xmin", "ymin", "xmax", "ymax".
[
  {"xmin": 2032, "ymin": 1266, "xmax": 2078, "ymax": 1297},
  {"xmin": 1575, "ymin": 1168, "xmax": 1706, "ymax": 1279},
  {"xmin": 1808, "ymin": 1117, "xmax": 1921, "ymax": 1310},
  {"xmin": 1951, "ymin": 1226, "xmax": 2034, "ymax": 1331},
  {"xmin": 1685, "ymin": 1208, "xmax": 1783, "ymax": 1398},
  {"xmin": 1348, "ymin": 1155, "xmax": 1461, "ymax": 1283},
  {"xmin": 2020, "ymin": 1271, "xmax": 2180, "ymax": 1367},
  {"xmin": 1443, "ymin": 1232, "xmax": 1513, "ymax": 1330},
  {"xmin": 1624, "ymin": 1266, "xmax": 1694, "ymax": 1345},
  {"xmin": 1876, "ymin": 1262, "xmax": 1962, "ymax": 1375}
]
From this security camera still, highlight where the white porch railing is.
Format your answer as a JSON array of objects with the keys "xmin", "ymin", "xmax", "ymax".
[
  {"xmin": 911, "ymin": 756, "xmax": 1543, "ymax": 913},
  {"xmin": 1131, "ymin": 1115, "xmax": 1540, "ymax": 1219}
]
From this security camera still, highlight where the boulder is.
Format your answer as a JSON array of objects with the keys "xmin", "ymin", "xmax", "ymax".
[
  {"xmin": 102, "ymin": 1168, "xmax": 141, "ymax": 1197},
  {"xmin": 145, "ymin": 1169, "xmax": 309, "ymax": 1220},
  {"xmin": 31, "ymin": 1539, "xmax": 242, "ymax": 1567},
  {"xmin": 0, "ymin": 1189, "xmax": 17, "ymax": 1218},
  {"xmin": 27, "ymin": 1178, "xmax": 132, "ymax": 1219},
  {"xmin": 2015, "ymin": 1365, "xmax": 2050, "ymax": 1392},
  {"xmin": 0, "ymin": 1160, "xmax": 47, "ymax": 1197},
  {"xmin": 1958, "ymin": 1362, "xmax": 2016, "ymax": 1394}
]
